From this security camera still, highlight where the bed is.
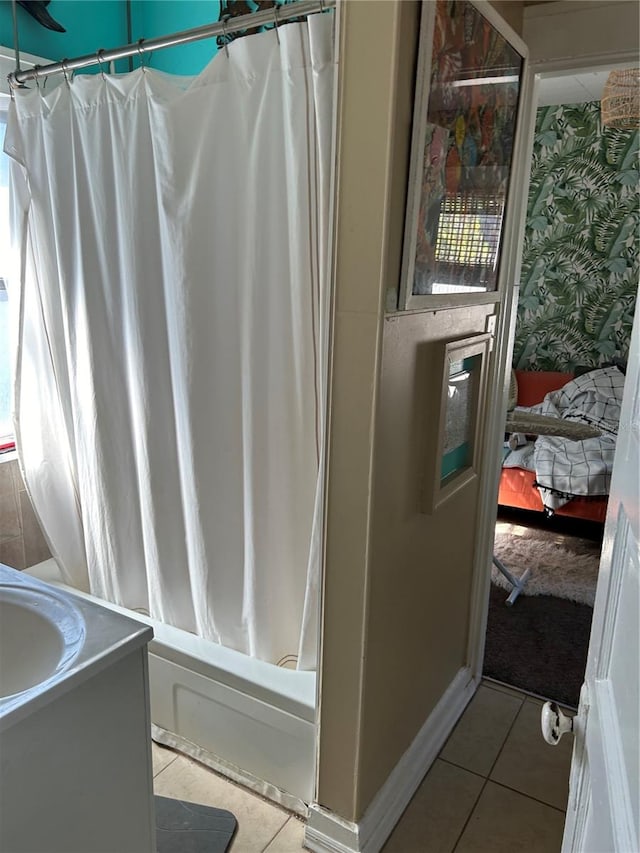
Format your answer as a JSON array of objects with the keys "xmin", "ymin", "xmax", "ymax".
[{"xmin": 497, "ymin": 368, "xmax": 625, "ymax": 524}]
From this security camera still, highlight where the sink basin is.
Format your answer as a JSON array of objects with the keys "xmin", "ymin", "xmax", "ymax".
[
  {"xmin": 0, "ymin": 582, "xmax": 85, "ymax": 700},
  {"xmin": 0, "ymin": 563, "xmax": 155, "ymax": 853}
]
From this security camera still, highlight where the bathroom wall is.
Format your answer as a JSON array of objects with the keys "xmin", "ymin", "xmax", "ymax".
[
  {"xmin": 317, "ymin": 0, "xmax": 524, "ymax": 822},
  {"xmin": 0, "ymin": 0, "xmax": 224, "ymax": 79},
  {"xmin": 320, "ymin": 0, "xmax": 638, "ymax": 831},
  {"xmin": 0, "ymin": 458, "xmax": 50, "ymax": 570},
  {"xmin": 0, "ymin": 1, "xmax": 220, "ymax": 75},
  {"xmin": 0, "ymin": 1, "xmax": 127, "ymax": 68},
  {"xmin": 130, "ymin": 1, "xmax": 221, "ymax": 75}
]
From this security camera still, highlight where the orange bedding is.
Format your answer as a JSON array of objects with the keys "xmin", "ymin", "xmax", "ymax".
[{"xmin": 498, "ymin": 466, "xmax": 608, "ymax": 523}]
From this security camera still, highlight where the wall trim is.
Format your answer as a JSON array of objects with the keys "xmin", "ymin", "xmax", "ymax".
[
  {"xmin": 305, "ymin": 667, "xmax": 476, "ymax": 853},
  {"xmin": 523, "ymin": 1, "xmax": 639, "ymax": 71},
  {"xmin": 468, "ymin": 59, "xmax": 539, "ymax": 682}
]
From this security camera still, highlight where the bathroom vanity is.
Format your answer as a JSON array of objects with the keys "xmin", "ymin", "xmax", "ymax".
[{"xmin": 0, "ymin": 564, "xmax": 156, "ymax": 853}]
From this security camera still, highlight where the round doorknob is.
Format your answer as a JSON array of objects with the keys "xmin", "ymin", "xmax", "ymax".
[{"xmin": 541, "ymin": 701, "xmax": 574, "ymax": 745}]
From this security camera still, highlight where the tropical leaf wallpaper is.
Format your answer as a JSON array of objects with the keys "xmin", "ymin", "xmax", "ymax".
[{"xmin": 514, "ymin": 101, "xmax": 639, "ymax": 371}]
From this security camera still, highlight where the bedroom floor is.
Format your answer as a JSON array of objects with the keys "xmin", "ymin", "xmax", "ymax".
[
  {"xmin": 484, "ymin": 507, "xmax": 601, "ymax": 708},
  {"xmin": 152, "ymin": 680, "xmax": 573, "ymax": 852}
]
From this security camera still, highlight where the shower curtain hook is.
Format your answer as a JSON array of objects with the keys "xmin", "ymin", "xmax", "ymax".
[
  {"xmin": 319, "ymin": 0, "xmax": 325, "ymax": 11},
  {"xmin": 273, "ymin": 5, "xmax": 281, "ymax": 45},
  {"xmin": 137, "ymin": 39, "xmax": 147, "ymax": 72},
  {"xmin": 222, "ymin": 21, "xmax": 230, "ymax": 58},
  {"xmin": 61, "ymin": 59, "xmax": 71, "ymax": 87},
  {"xmin": 96, "ymin": 49, "xmax": 107, "ymax": 80},
  {"xmin": 33, "ymin": 65, "xmax": 41, "ymax": 92}
]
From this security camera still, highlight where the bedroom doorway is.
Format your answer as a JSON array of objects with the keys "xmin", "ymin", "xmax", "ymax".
[{"xmin": 482, "ymin": 63, "xmax": 638, "ymax": 709}]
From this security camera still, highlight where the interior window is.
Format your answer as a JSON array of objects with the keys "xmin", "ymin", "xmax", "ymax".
[{"xmin": 431, "ymin": 191, "xmax": 504, "ymax": 295}]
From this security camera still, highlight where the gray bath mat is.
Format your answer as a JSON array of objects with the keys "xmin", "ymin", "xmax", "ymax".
[{"xmin": 155, "ymin": 795, "xmax": 237, "ymax": 853}]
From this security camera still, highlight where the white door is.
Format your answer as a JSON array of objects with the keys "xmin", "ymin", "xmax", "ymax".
[{"xmin": 561, "ymin": 292, "xmax": 639, "ymax": 852}]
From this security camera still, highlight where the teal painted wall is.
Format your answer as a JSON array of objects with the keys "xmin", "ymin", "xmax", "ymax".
[
  {"xmin": 0, "ymin": 1, "xmax": 127, "ymax": 71},
  {"xmin": 516, "ymin": 101, "xmax": 639, "ymax": 372},
  {"xmin": 0, "ymin": 1, "xmax": 222, "ymax": 78},
  {"xmin": 131, "ymin": 1, "xmax": 221, "ymax": 76}
]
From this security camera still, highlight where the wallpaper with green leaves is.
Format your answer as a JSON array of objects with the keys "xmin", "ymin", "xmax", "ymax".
[{"xmin": 514, "ymin": 101, "xmax": 639, "ymax": 371}]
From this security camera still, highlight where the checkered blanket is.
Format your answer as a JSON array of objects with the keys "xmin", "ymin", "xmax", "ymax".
[{"xmin": 509, "ymin": 367, "xmax": 625, "ymax": 512}]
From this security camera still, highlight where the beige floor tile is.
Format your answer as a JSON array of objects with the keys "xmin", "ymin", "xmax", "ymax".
[
  {"xmin": 154, "ymin": 754, "xmax": 289, "ymax": 853},
  {"xmin": 440, "ymin": 685, "xmax": 523, "ymax": 776},
  {"xmin": 523, "ymin": 695, "xmax": 576, "ymax": 714},
  {"xmin": 481, "ymin": 678, "xmax": 528, "ymax": 701},
  {"xmin": 383, "ymin": 759, "xmax": 484, "ymax": 853},
  {"xmin": 152, "ymin": 741, "xmax": 178, "ymax": 777},
  {"xmin": 490, "ymin": 698, "xmax": 572, "ymax": 810},
  {"xmin": 455, "ymin": 781, "xmax": 565, "ymax": 852},
  {"xmin": 263, "ymin": 816, "xmax": 306, "ymax": 852}
]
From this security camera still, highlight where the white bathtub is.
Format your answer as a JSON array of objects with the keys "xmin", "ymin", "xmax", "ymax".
[{"xmin": 27, "ymin": 559, "xmax": 317, "ymax": 813}]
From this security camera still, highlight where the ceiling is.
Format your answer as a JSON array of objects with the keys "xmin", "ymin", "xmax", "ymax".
[{"xmin": 537, "ymin": 69, "xmax": 612, "ymax": 106}]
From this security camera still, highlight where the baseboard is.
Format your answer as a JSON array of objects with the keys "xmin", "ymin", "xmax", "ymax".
[
  {"xmin": 305, "ymin": 811, "xmax": 362, "ymax": 853},
  {"xmin": 304, "ymin": 666, "xmax": 477, "ymax": 853}
]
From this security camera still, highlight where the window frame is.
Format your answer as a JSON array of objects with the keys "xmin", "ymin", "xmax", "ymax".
[
  {"xmin": 396, "ymin": 0, "xmax": 528, "ymax": 313},
  {"xmin": 0, "ymin": 47, "xmax": 53, "ymax": 454},
  {"xmin": 0, "ymin": 95, "xmax": 14, "ymax": 452}
]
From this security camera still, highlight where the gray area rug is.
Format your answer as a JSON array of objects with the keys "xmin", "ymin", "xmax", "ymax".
[
  {"xmin": 484, "ymin": 583, "xmax": 593, "ymax": 708},
  {"xmin": 492, "ymin": 518, "xmax": 601, "ymax": 606},
  {"xmin": 155, "ymin": 796, "xmax": 237, "ymax": 853}
]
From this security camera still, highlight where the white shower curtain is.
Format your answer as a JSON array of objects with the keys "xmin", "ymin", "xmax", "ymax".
[{"xmin": 4, "ymin": 13, "xmax": 334, "ymax": 670}]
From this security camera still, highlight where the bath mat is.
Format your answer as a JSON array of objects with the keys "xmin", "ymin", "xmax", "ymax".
[{"xmin": 155, "ymin": 795, "xmax": 237, "ymax": 853}]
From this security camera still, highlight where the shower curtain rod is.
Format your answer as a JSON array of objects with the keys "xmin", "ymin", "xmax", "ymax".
[{"xmin": 8, "ymin": 0, "xmax": 336, "ymax": 88}]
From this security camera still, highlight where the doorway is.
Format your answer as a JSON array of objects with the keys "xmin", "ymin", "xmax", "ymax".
[{"xmin": 483, "ymin": 64, "xmax": 638, "ymax": 708}]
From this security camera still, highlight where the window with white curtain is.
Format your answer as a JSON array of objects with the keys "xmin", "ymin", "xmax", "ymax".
[
  {"xmin": 0, "ymin": 102, "xmax": 13, "ymax": 450},
  {"xmin": 0, "ymin": 59, "xmax": 131, "ymax": 456},
  {"xmin": 0, "ymin": 48, "xmax": 51, "ymax": 451}
]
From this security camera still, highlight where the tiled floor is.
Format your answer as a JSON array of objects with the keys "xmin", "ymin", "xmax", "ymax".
[
  {"xmin": 383, "ymin": 682, "xmax": 572, "ymax": 852},
  {"xmin": 152, "ymin": 743, "xmax": 305, "ymax": 852},
  {"xmin": 152, "ymin": 680, "xmax": 573, "ymax": 852}
]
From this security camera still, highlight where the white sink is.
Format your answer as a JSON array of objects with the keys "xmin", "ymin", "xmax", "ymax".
[
  {"xmin": 0, "ymin": 563, "xmax": 155, "ymax": 853},
  {"xmin": 0, "ymin": 576, "xmax": 85, "ymax": 700}
]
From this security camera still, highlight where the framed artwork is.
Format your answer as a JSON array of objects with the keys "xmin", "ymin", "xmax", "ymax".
[
  {"xmin": 421, "ymin": 333, "xmax": 491, "ymax": 513},
  {"xmin": 400, "ymin": 0, "xmax": 525, "ymax": 310}
]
